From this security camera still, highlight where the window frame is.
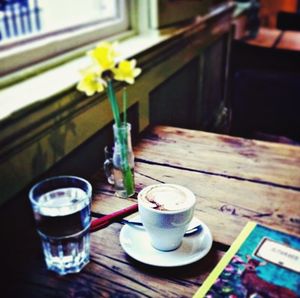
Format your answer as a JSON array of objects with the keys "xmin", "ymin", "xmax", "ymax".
[{"xmin": 0, "ymin": 0, "xmax": 130, "ymax": 79}]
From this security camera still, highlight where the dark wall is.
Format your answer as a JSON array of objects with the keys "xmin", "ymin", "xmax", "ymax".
[
  {"xmin": 149, "ymin": 58, "xmax": 200, "ymax": 129},
  {"xmin": 229, "ymin": 41, "xmax": 300, "ymax": 143},
  {"xmin": 149, "ymin": 33, "xmax": 231, "ymax": 133}
]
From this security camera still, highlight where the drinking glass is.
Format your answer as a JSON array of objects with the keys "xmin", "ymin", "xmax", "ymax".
[{"xmin": 29, "ymin": 176, "xmax": 92, "ymax": 275}]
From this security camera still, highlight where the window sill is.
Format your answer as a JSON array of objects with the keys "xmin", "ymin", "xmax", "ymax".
[
  {"xmin": 0, "ymin": 28, "xmax": 176, "ymax": 122},
  {"xmin": 0, "ymin": 1, "xmax": 234, "ymax": 123}
]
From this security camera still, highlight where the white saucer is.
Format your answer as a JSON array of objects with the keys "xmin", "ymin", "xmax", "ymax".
[{"xmin": 119, "ymin": 216, "xmax": 213, "ymax": 267}]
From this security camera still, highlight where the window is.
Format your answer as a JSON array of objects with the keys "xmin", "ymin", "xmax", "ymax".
[{"xmin": 0, "ymin": 0, "xmax": 129, "ymax": 77}]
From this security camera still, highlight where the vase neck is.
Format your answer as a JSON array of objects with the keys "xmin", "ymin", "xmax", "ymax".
[{"xmin": 113, "ymin": 122, "xmax": 133, "ymax": 152}]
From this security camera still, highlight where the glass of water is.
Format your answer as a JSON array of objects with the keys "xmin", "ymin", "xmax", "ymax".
[{"xmin": 29, "ymin": 176, "xmax": 92, "ymax": 275}]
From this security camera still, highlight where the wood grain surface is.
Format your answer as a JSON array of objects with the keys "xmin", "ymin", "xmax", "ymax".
[
  {"xmin": 92, "ymin": 126, "xmax": 300, "ymax": 238},
  {"xmin": 245, "ymin": 27, "xmax": 300, "ymax": 51},
  {"xmin": 134, "ymin": 126, "xmax": 300, "ymax": 190},
  {"xmin": 6, "ymin": 125, "xmax": 300, "ymax": 297},
  {"xmin": 81, "ymin": 126, "xmax": 300, "ymax": 297},
  {"xmin": 246, "ymin": 27, "xmax": 282, "ymax": 48},
  {"xmin": 277, "ymin": 31, "xmax": 300, "ymax": 51}
]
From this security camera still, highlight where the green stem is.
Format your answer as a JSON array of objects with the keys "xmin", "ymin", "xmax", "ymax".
[
  {"xmin": 123, "ymin": 87, "xmax": 127, "ymax": 125},
  {"xmin": 122, "ymin": 88, "xmax": 129, "ymax": 185},
  {"xmin": 118, "ymin": 124, "xmax": 134, "ymax": 197},
  {"xmin": 107, "ymin": 80, "xmax": 121, "ymax": 128}
]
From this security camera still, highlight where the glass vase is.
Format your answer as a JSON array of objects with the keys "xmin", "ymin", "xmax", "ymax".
[{"xmin": 104, "ymin": 123, "xmax": 135, "ymax": 198}]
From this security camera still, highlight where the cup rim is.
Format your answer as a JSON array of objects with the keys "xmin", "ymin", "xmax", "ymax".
[
  {"xmin": 137, "ymin": 183, "xmax": 196, "ymax": 214},
  {"xmin": 29, "ymin": 175, "xmax": 92, "ymax": 207}
]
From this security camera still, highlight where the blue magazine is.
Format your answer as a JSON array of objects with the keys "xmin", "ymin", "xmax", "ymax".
[{"xmin": 194, "ymin": 222, "xmax": 300, "ymax": 298}]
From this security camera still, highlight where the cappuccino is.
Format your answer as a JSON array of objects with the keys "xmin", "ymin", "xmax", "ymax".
[
  {"xmin": 139, "ymin": 184, "xmax": 194, "ymax": 211},
  {"xmin": 138, "ymin": 184, "xmax": 196, "ymax": 251}
]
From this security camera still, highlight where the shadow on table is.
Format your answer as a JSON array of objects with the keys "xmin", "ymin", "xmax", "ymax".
[{"xmin": 124, "ymin": 245, "xmax": 223, "ymax": 282}]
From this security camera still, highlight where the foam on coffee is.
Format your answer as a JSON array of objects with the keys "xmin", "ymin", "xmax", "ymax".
[{"xmin": 139, "ymin": 184, "xmax": 194, "ymax": 211}]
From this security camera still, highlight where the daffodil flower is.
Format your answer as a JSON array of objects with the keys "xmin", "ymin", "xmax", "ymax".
[
  {"xmin": 77, "ymin": 40, "xmax": 142, "ymax": 198},
  {"xmin": 77, "ymin": 66, "xmax": 107, "ymax": 96},
  {"xmin": 88, "ymin": 42, "xmax": 119, "ymax": 71},
  {"xmin": 113, "ymin": 59, "xmax": 142, "ymax": 84}
]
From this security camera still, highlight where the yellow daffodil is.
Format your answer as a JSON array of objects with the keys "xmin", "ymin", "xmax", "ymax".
[
  {"xmin": 88, "ymin": 42, "xmax": 118, "ymax": 71},
  {"xmin": 113, "ymin": 59, "xmax": 142, "ymax": 84},
  {"xmin": 77, "ymin": 66, "xmax": 106, "ymax": 96},
  {"xmin": 76, "ymin": 40, "xmax": 142, "ymax": 197}
]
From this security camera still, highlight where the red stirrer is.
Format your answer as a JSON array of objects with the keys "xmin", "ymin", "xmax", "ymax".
[{"xmin": 90, "ymin": 203, "xmax": 138, "ymax": 232}]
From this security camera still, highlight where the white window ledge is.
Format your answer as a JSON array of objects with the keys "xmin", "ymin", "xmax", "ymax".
[{"xmin": 0, "ymin": 29, "xmax": 175, "ymax": 121}]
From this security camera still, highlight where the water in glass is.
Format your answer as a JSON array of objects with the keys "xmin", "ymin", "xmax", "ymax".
[{"xmin": 29, "ymin": 177, "xmax": 91, "ymax": 275}]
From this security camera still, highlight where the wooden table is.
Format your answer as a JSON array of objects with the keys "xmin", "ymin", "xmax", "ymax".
[
  {"xmin": 245, "ymin": 27, "xmax": 300, "ymax": 51},
  {"xmin": 4, "ymin": 125, "xmax": 300, "ymax": 297},
  {"xmin": 246, "ymin": 27, "xmax": 283, "ymax": 48}
]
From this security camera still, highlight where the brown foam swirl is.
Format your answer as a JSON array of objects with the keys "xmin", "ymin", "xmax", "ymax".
[{"xmin": 140, "ymin": 184, "xmax": 192, "ymax": 211}]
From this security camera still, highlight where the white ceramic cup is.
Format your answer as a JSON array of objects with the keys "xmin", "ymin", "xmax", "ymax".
[{"xmin": 138, "ymin": 184, "xmax": 196, "ymax": 251}]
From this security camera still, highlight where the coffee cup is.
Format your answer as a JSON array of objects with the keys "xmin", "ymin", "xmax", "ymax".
[{"xmin": 138, "ymin": 183, "xmax": 196, "ymax": 251}]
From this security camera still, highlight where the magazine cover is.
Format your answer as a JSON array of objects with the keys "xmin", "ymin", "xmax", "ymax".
[{"xmin": 194, "ymin": 222, "xmax": 300, "ymax": 298}]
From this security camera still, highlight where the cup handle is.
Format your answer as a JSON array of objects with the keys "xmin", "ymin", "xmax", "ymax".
[{"xmin": 103, "ymin": 146, "xmax": 114, "ymax": 185}]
